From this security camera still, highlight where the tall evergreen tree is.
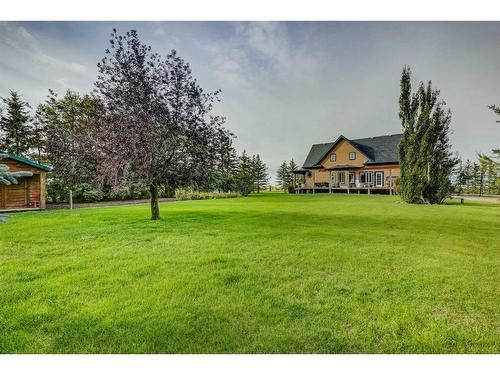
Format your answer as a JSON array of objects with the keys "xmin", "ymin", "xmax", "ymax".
[
  {"xmin": 234, "ymin": 150, "xmax": 254, "ymax": 196},
  {"xmin": 288, "ymin": 159, "xmax": 298, "ymax": 191},
  {"xmin": 0, "ymin": 91, "xmax": 33, "ymax": 156},
  {"xmin": 214, "ymin": 129, "xmax": 238, "ymax": 192},
  {"xmin": 398, "ymin": 66, "xmax": 458, "ymax": 204},
  {"xmin": 252, "ymin": 154, "xmax": 269, "ymax": 193},
  {"xmin": 276, "ymin": 161, "xmax": 289, "ymax": 191}
]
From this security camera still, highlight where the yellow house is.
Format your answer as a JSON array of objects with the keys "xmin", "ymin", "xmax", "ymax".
[{"xmin": 294, "ymin": 134, "xmax": 402, "ymax": 194}]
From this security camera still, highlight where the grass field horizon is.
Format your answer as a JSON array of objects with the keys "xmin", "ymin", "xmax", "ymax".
[{"xmin": 0, "ymin": 193, "xmax": 499, "ymax": 353}]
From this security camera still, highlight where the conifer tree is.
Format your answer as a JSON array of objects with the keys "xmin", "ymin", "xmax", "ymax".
[
  {"xmin": 276, "ymin": 161, "xmax": 289, "ymax": 191},
  {"xmin": 288, "ymin": 159, "xmax": 298, "ymax": 191},
  {"xmin": 234, "ymin": 150, "xmax": 254, "ymax": 196},
  {"xmin": 251, "ymin": 154, "xmax": 269, "ymax": 193},
  {"xmin": 214, "ymin": 129, "xmax": 238, "ymax": 192},
  {"xmin": 0, "ymin": 91, "xmax": 33, "ymax": 156}
]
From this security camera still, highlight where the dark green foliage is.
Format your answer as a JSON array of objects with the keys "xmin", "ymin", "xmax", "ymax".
[
  {"xmin": 276, "ymin": 159, "xmax": 298, "ymax": 192},
  {"xmin": 37, "ymin": 90, "xmax": 102, "ymax": 193},
  {"xmin": 251, "ymin": 154, "xmax": 269, "ymax": 193},
  {"xmin": 234, "ymin": 150, "xmax": 254, "ymax": 196},
  {"xmin": 398, "ymin": 66, "xmax": 458, "ymax": 204},
  {"xmin": 276, "ymin": 161, "xmax": 289, "ymax": 190},
  {"xmin": 488, "ymin": 104, "xmax": 500, "ymax": 117},
  {"xmin": 213, "ymin": 129, "xmax": 238, "ymax": 192},
  {"xmin": 0, "ymin": 91, "xmax": 33, "ymax": 156}
]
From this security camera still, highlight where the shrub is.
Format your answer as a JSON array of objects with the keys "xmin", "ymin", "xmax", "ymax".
[{"xmin": 175, "ymin": 189, "xmax": 240, "ymax": 201}]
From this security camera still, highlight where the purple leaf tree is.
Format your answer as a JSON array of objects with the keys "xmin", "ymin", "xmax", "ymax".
[{"xmin": 94, "ymin": 29, "xmax": 225, "ymax": 219}]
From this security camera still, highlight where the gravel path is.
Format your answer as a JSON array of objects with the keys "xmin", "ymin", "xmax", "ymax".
[
  {"xmin": 47, "ymin": 198, "xmax": 176, "ymax": 210},
  {"xmin": 451, "ymin": 194, "xmax": 500, "ymax": 203}
]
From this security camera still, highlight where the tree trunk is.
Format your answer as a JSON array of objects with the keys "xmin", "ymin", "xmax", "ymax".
[
  {"xmin": 69, "ymin": 190, "xmax": 73, "ymax": 210},
  {"xmin": 150, "ymin": 184, "xmax": 160, "ymax": 220}
]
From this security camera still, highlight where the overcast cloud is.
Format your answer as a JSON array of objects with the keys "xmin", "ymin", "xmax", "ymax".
[{"xmin": 1, "ymin": 21, "xmax": 499, "ymax": 181}]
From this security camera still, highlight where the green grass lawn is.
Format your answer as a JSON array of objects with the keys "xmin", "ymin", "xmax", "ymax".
[{"xmin": 0, "ymin": 193, "xmax": 499, "ymax": 353}]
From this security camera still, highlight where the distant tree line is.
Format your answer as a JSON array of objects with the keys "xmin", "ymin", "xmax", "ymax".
[
  {"xmin": 454, "ymin": 150, "xmax": 500, "ymax": 195},
  {"xmin": 0, "ymin": 29, "xmax": 269, "ymax": 219}
]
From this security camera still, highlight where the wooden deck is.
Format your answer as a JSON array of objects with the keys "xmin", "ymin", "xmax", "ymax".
[
  {"xmin": 294, "ymin": 187, "xmax": 395, "ymax": 195},
  {"xmin": 0, "ymin": 207, "xmax": 43, "ymax": 213}
]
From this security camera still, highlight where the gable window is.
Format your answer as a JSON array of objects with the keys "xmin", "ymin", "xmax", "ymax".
[
  {"xmin": 330, "ymin": 153, "xmax": 336, "ymax": 162},
  {"xmin": 349, "ymin": 152, "xmax": 356, "ymax": 160}
]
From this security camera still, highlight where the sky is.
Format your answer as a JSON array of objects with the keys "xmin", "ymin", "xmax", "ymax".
[{"xmin": 0, "ymin": 21, "xmax": 499, "ymax": 181}]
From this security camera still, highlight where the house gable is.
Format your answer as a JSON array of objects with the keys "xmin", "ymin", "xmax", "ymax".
[{"xmin": 319, "ymin": 137, "xmax": 370, "ymax": 168}]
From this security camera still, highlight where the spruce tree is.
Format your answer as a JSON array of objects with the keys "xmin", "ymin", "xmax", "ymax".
[
  {"xmin": 288, "ymin": 159, "xmax": 298, "ymax": 191},
  {"xmin": 214, "ymin": 129, "xmax": 238, "ymax": 192},
  {"xmin": 0, "ymin": 91, "xmax": 33, "ymax": 156},
  {"xmin": 276, "ymin": 161, "xmax": 289, "ymax": 191},
  {"xmin": 234, "ymin": 150, "xmax": 254, "ymax": 196},
  {"xmin": 252, "ymin": 154, "xmax": 269, "ymax": 193}
]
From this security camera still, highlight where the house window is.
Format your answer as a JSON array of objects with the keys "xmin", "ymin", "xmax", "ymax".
[
  {"xmin": 330, "ymin": 153, "xmax": 336, "ymax": 162},
  {"xmin": 375, "ymin": 171, "xmax": 384, "ymax": 187},
  {"xmin": 330, "ymin": 171, "xmax": 335, "ymax": 181},
  {"xmin": 349, "ymin": 152, "xmax": 356, "ymax": 160},
  {"xmin": 349, "ymin": 171, "xmax": 355, "ymax": 183},
  {"xmin": 338, "ymin": 172, "xmax": 345, "ymax": 184},
  {"xmin": 367, "ymin": 171, "xmax": 374, "ymax": 184},
  {"xmin": 359, "ymin": 172, "xmax": 366, "ymax": 183}
]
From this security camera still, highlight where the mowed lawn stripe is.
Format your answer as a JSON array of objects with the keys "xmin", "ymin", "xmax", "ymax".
[{"xmin": 0, "ymin": 194, "xmax": 498, "ymax": 353}]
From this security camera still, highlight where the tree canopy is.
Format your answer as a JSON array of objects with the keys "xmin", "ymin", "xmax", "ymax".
[
  {"xmin": 398, "ymin": 66, "xmax": 458, "ymax": 204},
  {"xmin": 93, "ymin": 29, "xmax": 226, "ymax": 219},
  {"xmin": 0, "ymin": 91, "xmax": 32, "ymax": 156}
]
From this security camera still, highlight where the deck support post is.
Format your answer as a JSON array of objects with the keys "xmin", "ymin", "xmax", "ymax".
[
  {"xmin": 69, "ymin": 190, "xmax": 73, "ymax": 210},
  {"xmin": 389, "ymin": 169, "xmax": 393, "ymax": 195}
]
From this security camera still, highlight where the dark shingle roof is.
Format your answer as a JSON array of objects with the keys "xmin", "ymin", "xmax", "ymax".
[
  {"xmin": 301, "ymin": 133, "xmax": 403, "ymax": 168},
  {"xmin": 301, "ymin": 142, "xmax": 336, "ymax": 168}
]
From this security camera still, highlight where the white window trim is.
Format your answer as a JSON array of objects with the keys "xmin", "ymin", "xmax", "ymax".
[
  {"xmin": 330, "ymin": 154, "xmax": 336, "ymax": 162},
  {"xmin": 349, "ymin": 152, "xmax": 356, "ymax": 160}
]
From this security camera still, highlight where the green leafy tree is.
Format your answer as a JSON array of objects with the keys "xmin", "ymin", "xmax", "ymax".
[
  {"xmin": 0, "ymin": 91, "xmax": 33, "ymax": 156},
  {"xmin": 251, "ymin": 154, "xmax": 269, "ymax": 193},
  {"xmin": 398, "ymin": 66, "xmax": 458, "ymax": 204},
  {"xmin": 37, "ymin": 90, "xmax": 103, "ymax": 207}
]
